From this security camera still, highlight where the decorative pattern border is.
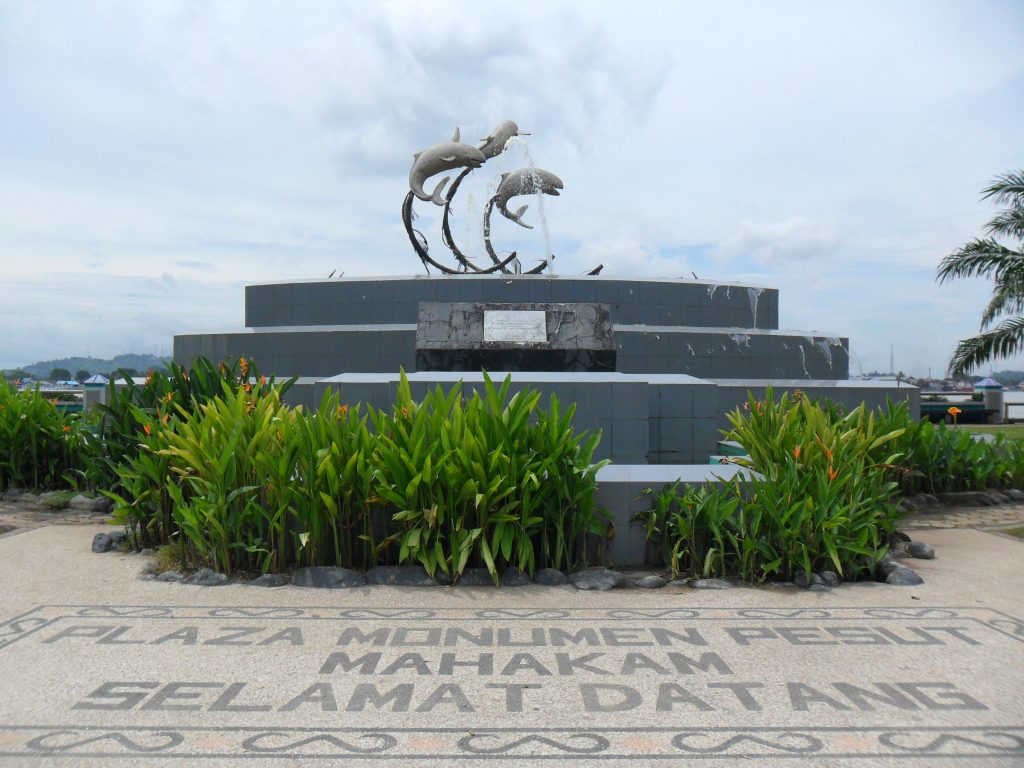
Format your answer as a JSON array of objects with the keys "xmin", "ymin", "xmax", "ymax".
[
  {"xmin": 0, "ymin": 725, "xmax": 1020, "ymax": 759},
  {"xmin": 2, "ymin": 605, "xmax": 1023, "ymax": 649}
]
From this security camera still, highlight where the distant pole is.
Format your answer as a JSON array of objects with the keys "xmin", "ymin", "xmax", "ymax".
[{"xmin": 890, "ymin": 344, "xmax": 894, "ymax": 376}]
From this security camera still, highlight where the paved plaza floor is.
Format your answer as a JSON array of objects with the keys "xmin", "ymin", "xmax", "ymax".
[{"xmin": 0, "ymin": 501, "xmax": 1021, "ymax": 767}]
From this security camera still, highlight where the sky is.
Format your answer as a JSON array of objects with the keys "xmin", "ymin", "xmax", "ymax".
[{"xmin": 1, "ymin": 0, "xmax": 1022, "ymax": 377}]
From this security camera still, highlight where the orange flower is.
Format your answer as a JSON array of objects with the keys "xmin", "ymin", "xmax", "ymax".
[
  {"xmin": 62, "ymin": 425, "xmax": 71, "ymax": 433},
  {"xmin": 162, "ymin": 413, "xmax": 169, "ymax": 425},
  {"xmin": 259, "ymin": 375, "xmax": 267, "ymax": 386},
  {"xmin": 143, "ymin": 423, "xmax": 152, "ymax": 437},
  {"xmin": 145, "ymin": 369, "xmax": 154, "ymax": 385},
  {"xmin": 336, "ymin": 404, "xmax": 349, "ymax": 420},
  {"xmin": 243, "ymin": 382, "xmax": 253, "ymax": 393},
  {"xmin": 947, "ymin": 406, "xmax": 962, "ymax": 416},
  {"xmin": 182, "ymin": 369, "xmax": 189, "ymax": 381},
  {"xmin": 793, "ymin": 446, "xmax": 801, "ymax": 460},
  {"xmin": 162, "ymin": 392, "xmax": 174, "ymax": 404},
  {"xmin": 828, "ymin": 466, "xmax": 839, "ymax": 482},
  {"xmin": 245, "ymin": 397, "xmax": 256, "ymax": 414},
  {"xmin": 239, "ymin": 357, "xmax": 249, "ymax": 377}
]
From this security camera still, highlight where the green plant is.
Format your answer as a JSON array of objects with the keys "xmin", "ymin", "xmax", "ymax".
[{"xmin": 0, "ymin": 381, "xmax": 81, "ymax": 491}]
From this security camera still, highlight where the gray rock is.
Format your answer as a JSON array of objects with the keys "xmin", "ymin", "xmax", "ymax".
[
  {"xmin": 668, "ymin": 578, "xmax": 692, "ymax": 588},
  {"xmin": 987, "ymin": 491, "xmax": 1011, "ymax": 505},
  {"xmin": 1005, "ymin": 489, "xmax": 1024, "ymax": 502},
  {"xmin": 292, "ymin": 566, "xmax": 366, "ymax": 588},
  {"xmin": 69, "ymin": 494, "xmax": 113, "ymax": 512},
  {"xmin": 534, "ymin": 568, "xmax": 569, "ymax": 586},
  {"xmin": 443, "ymin": 567, "xmax": 496, "ymax": 587},
  {"xmin": 140, "ymin": 548, "xmax": 155, "ymax": 556},
  {"xmin": 889, "ymin": 541, "xmax": 910, "ymax": 559},
  {"xmin": 793, "ymin": 571, "xmax": 824, "ymax": 589},
  {"xmin": 689, "ymin": 578, "xmax": 734, "ymax": 590},
  {"xmin": 818, "ymin": 570, "xmax": 841, "ymax": 587},
  {"xmin": 364, "ymin": 566, "xmax": 438, "ymax": 587},
  {"xmin": 1, "ymin": 488, "xmax": 23, "ymax": 502},
  {"xmin": 877, "ymin": 556, "xmax": 901, "ymax": 578},
  {"xmin": 500, "ymin": 567, "xmax": 531, "ymax": 587},
  {"xmin": 907, "ymin": 541, "xmax": 935, "ymax": 559},
  {"xmin": 570, "ymin": 567, "xmax": 625, "ymax": 591},
  {"xmin": 107, "ymin": 530, "xmax": 128, "ymax": 546},
  {"xmin": 250, "ymin": 574, "xmax": 287, "ymax": 588},
  {"xmin": 937, "ymin": 491, "xmax": 997, "ymax": 507},
  {"xmin": 886, "ymin": 566, "xmax": 924, "ymax": 586},
  {"xmin": 766, "ymin": 580, "xmax": 796, "ymax": 588},
  {"xmin": 184, "ymin": 568, "xmax": 228, "ymax": 586},
  {"xmin": 808, "ymin": 583, "xmax": 832, "ymax": 592},
  {"xmin": 636, "ymin": 575, "xmax": 667, "ymax": 589},
  {"xmin": 155, "ymin": 570, "xmax": 184, "ymax": 582},
  {"xmin": 90, "ymin": 533, "xmax": 112, "ymax": 553}
]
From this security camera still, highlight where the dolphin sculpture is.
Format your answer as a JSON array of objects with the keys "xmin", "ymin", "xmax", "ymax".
[
  {"xmin": 409, "ymin": 128, "xmax": 487, "ymax": 206},
  {"xmin": 492, "ymin": 168, "xmax": 563, "ymax": 229},
  {"xmin": 478, "ymin": 119, "xmax": 528, "ymax": 159}
]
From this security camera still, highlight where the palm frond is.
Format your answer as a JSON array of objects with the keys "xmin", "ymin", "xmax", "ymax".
[
  {"xmin": 982, "ymin": 171, "xmax": 1024, "ymax": 206},
  {"xmin": 986, "ymin": 205, "xmax": 1024, "ymax": 242},
  {"xmin": 980, "ymin": 277, "xmax": 1024, "ymax": 329},
  {"xmin": 936, "ymin": 239, "xmax": 1024, "ymax": 284},
  {"xmin": 948, "ymin": 316, "xmax": 1024, "ymax": 376}
]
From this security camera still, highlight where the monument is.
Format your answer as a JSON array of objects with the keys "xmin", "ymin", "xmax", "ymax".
[{"xmin": 173, "ymin": 119, "xmax": 918, "ymax": 561}]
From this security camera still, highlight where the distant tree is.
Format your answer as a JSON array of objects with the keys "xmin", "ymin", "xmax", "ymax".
[
  {"xmin": 48, "ymin": 367, "xmax": 72, "ymax": 382},
  {"xmin": 75, "ymin": 369, "xmax": 91, "ymax": 383},
  {"xmin": 3, "ymin": 369, "xmax": 30, "ymax": 381},
  {"xmin": 119, "ymin": 367, "xmax": 140, "ymax": 377},
  {"xmin": 938, "ymin": 171, "xmax": 1024, "ymax": 375}
]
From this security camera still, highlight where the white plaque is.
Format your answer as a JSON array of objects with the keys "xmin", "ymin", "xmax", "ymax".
[{"xmin": 483, "ymin": 310, "xmax": 547, "ymax": 343}]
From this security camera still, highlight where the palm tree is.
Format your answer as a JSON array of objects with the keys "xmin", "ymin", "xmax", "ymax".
[{"xmin": 937, "ymin": 171, "xmax": 1024, "ymax": 375}]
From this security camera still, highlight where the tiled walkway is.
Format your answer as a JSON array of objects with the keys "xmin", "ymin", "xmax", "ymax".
[{"xmin": 903, "ymin": 503, "xmax": 1024, "ymax": 530}]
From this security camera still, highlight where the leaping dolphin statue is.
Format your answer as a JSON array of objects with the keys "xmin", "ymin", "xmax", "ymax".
[
  {"xmin": 478, "ymin": 120, "xmax": 528, "ymax": 159},
  {"xmin": 409, "ymin": 128, "xmax": 487, "ymax": 206},
  {"xmin": 492, "ymin": 168, "xmax": 563, "ymax": 229}
]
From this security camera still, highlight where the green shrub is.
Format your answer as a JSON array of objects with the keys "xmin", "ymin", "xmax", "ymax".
[
  {"xmin": 641, "ymin": 388, "xmax": 905, "ymax": 582},
  {"xmin": 371, "ymin": 373, "xmax": 608, "ymax": 583},
  {"xmin": 105, "ymin": 370, "xmax": 607, "ymax": 581},
  {"xmin": 0, "ymin": 381, "xmax": 80, "ymax": 490}
]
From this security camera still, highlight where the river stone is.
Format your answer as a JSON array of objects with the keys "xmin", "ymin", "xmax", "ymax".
[
  {"xmin": 250, "ymin": 574, "xmax": 287, "ymax": 588},
  {"xmin": 90, "ymin": 533, "xmax": 112, "ymax": 553},
  {"xmin": 570, "ymin": 567, "xmax": 625, "ymax": 591},
  {"xmin": 793, "ymin": 571, "xmax": 824, "ymax": 589},
  {"xmin": 1, "ymin": 488, "xmax": 22, "ymax": 502},
  {"xmin": 818, "ymin": 570, "xmax": 841, "ymax": 587},
  {"xmin": 689, "ymin": 578, "xmax": 734, "ymax": 590},
  {"xmin": 534, "ymin": 568, "xmax": 568, "ymax": 586},
  {"xmin": 937, "ymin": 491, "xmax": 996, "ymax": 507},
  {"xmin": 987, "ymin": 491, "xmax": 1011, "ymax": 505},
  {"xmin": 184, "ymin": 568, "xmax": 228, "ymax": 586},
  {"xmin": 107, "ymin": 530, "xmax": 128, "ymax": 546},
  {"xmin": 448, "ymin": 568, "xmax": 497, "ymax": 587},
  {"xmin": 886, "ymin": 566, "xmax": 924, "ymax": 586},
  {"xmin": 907, "ymin": 541, "xmax": 936, "ymax": 559},
  {"xmin": 292, "ymin": 566, "xmax": 366, "ymax": 588},
  {"xmin": 1005, "ymin": 489, "xmax": 1024, "ymax": 502},
  {"xmin": 69, "ymin": 494, "xmax": 113, "ymax": 512},
  {"xmin": 636, "ymin": 575, "xmax": 667, "ymax": 589},
  {"xmin": 877, "ymin": 556, "xmax": 901, "ymax": 578},
  {"xmin": 155, "ymin": 570, "xmax": 184, "ymax": 582},
  {"xmin": 140, "ymin": 548, "xmax": 155, "ymax": 556},
  {"xmin": 364, "ymin": 566, "xmax": 438, "ymax": 587},
  {"xmin": 500, "ymin": 567, "xmax": 531, "ymax": 587}
]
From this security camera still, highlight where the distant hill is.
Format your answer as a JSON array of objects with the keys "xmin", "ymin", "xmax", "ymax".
[
  {"xmin": 992, "ymin": 370, "xmax": 1024, "ymax": 384},
  {"xmin": 10, "ymin": 354, "xmax": 171, "ymax": 379}
]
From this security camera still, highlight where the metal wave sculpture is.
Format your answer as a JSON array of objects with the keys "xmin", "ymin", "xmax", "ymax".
[{"xmin": 403, "ymin": 120, "xmax": 602, "ymax": 275}]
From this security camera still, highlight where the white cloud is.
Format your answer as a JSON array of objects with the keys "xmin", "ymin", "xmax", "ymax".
[{"xmin": 0, "ymin": 0, "xmax": 1023, "ymax": 374}]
